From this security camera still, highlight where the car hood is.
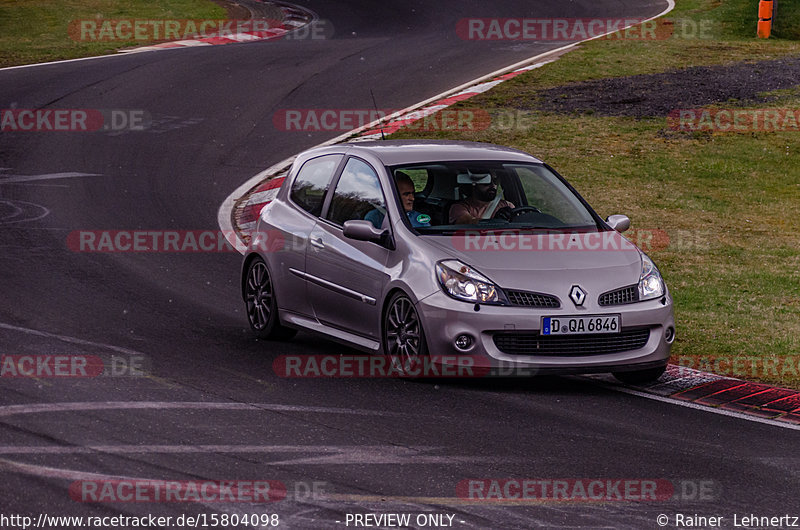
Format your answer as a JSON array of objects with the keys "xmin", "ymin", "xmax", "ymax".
[{"xmin": 423, "ymin": 231, "xmax": 643, "ymax": 299}]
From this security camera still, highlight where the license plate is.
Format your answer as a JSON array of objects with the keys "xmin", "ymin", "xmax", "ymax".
[{"xmin": 541, "ymin": 315, "xmax": 620, "ymax": 335}]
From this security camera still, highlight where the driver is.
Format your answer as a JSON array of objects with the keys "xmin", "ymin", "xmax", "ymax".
[{"xmin": 448, "ymin": 171, "xmax": 514, "ymax": 224}]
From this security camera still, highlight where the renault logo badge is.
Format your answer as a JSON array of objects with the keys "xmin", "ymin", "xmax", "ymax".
[{"xmin": 569, "ymin": 285, "xmax": 586, "ymax": 306}]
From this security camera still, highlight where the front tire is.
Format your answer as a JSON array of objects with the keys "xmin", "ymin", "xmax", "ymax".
[
  {"xmin": 244, "ymin": 258, "xmax": 297, "ymax": 340},
  {"xmin": 383, "ymin": 292, "xmax": 428, "ymax": 373}
]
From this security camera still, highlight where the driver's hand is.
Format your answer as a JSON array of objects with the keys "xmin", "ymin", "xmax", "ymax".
[{"xmin": 494, "ymin": 206, "xmax": 514, "ymax": 221}]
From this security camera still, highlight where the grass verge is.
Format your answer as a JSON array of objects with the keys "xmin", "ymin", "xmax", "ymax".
[
  {"xmin": 391, "ymin": 0, "xmax": 800, "ymax": 388},
  {"xmin": 0, "ymin": 0, "xmax": 231, "ymax": 68}
]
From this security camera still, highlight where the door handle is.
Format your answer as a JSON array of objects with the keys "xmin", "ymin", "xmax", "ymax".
[{"xmin": 309, "ymin": 237, "xmax": 324, "ymax": 249}]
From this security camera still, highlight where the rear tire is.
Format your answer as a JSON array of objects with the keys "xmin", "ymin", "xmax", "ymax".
[
  {"xmin": 244, "ymin": 258, "xmax": 297, "ymax": 340},
  {"xmin": 612, "ymin": 365, "xmax": 666, "ymax": 384}
]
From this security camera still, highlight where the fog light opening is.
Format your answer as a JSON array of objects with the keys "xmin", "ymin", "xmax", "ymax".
[
  {"xmin": 454, "ymin": 334, "xmax": 474, "ymax": 351},
  {"xmin": 665, "ymin": 327, "xmax": 675, "ymax": 344}
]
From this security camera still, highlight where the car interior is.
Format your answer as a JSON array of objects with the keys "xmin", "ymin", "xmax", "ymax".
[{"xmin": 392, "ymin": 165, "xmax": 524, "ymax": 226}]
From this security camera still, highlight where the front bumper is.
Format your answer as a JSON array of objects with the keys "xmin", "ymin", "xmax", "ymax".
[{"xmin": 416, "ymin": 289, "xmax": 674, "ymax": 375}]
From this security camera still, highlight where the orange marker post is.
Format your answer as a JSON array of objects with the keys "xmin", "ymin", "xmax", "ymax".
[{"xmin": 757, "ymin": 0, "xmax": 774, "ymax": 38}]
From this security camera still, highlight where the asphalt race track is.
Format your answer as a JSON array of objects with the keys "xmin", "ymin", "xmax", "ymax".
[{"xmin": 1, "ymin": 1, "xmax": 799, "ymax": 528}]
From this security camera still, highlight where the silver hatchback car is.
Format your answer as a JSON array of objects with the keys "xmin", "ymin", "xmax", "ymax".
[{"xmin": 241, "ymin": 140, "xmax": 674, "ymax": 383}]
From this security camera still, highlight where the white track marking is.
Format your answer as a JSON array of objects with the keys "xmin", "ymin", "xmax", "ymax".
[
  {"xmin": 0, "ymin": 171, "xmax": 100, "ymax": 184},
  {"xmin": 0, "ymin": 54, "xmax": 128, "ymax": 73},
  {"xmin": 0, "ymin": 321, "xmax": 147, "ymax": 357},
  {"xmin": 0, "ymin": 200, "xmax": 22, "ymax": 220},
  {"xmin": 0, "ymin": 444, "xmax": 521, "ymax": 466},
  {"xmin": 0, "ymin": 444, "xmax": 435, "ymax": 455},
  {"xmin": 0, "ymin": 458, "xmax": 135, "ymax": 481},
  {"xmin": 0, "ymin": 400, "xmax": 414, "ymax": 418},
  {"xmin": 0, "ymin": 199, "xmax": 49, "ymax": 224}
]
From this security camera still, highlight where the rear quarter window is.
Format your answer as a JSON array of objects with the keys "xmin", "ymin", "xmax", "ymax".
[{"xmin": 289, "ymin": 154, "xmax": 343, "ymax": 216}]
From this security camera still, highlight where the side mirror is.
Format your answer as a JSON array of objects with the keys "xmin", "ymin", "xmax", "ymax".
[
  {"xmin": 343, "ymin": 220, "xmax": 393, "ymax": 248},
  {"xmin": 606, "ymin": 214, "xmax": 631, "ymax": 232}
]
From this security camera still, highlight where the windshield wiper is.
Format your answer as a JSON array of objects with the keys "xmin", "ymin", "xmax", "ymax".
[{"xmin": 473, "ymin": 226, "xmax": 556, "ymax": 233}]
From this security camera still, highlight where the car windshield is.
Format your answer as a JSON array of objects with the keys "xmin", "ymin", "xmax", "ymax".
[{"xmin": 388, "ymin": 161, "xmax": 601, "ymax": 233}]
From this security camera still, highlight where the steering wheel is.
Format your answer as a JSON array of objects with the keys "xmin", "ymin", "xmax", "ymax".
[{"xmin": 504, "ymin": 206, "xmax": 541, "ymax": 220}]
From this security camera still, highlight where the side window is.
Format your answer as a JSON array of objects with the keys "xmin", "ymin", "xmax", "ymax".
[
  {"xmin": 289, "ymin": 154, "xmax": 343, "ymax": 216},
  {"xmin": 327, "ymin": 158, "xmax": 386, "ymax": 228}
]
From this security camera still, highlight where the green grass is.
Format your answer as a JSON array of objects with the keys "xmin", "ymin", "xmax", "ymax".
[
  {"xmin": 392, "ymin": 0, "xmax": 800, "ymax": 388},
  {"xmin": 0, "ymin": 0, "xmax": 228, "ymax": 67},
  {"xmin": 473, "ymin": 0, "xmax": 800, "ymax": 99},
  {"xmin": 773, "ymin": 2, "xmax": 800, "ymax": 40}
]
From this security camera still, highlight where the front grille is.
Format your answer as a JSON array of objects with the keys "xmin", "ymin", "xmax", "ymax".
[
  {"xmin": 493, "ymin": 328, "xmax": 650, "ymax": 356},
  {"xmin": 505, "ymin": 290, "xmax": 561, "ymax": 308},
  {"xmin": 598, "ymin": 285, "xmax": 639, "ymax": 306}
]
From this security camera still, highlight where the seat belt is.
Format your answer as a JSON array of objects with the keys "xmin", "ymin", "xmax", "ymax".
[{"xmin": 481, "ymin": 194, "xmax": 502, "ymax": 219}]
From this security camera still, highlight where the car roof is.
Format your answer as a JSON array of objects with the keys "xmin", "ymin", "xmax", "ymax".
[{"xmin": 309, "ymin": 139, "xmax": 543, "ymax": 166}]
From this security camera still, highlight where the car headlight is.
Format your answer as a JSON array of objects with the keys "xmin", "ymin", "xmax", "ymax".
[
  {"xmin": 638, "ymin": 253, "xmax": 665, "ymax": 301},
  {"xmin": 436, "ymin": 259, "xmax": 507, "ymax": 304}
]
